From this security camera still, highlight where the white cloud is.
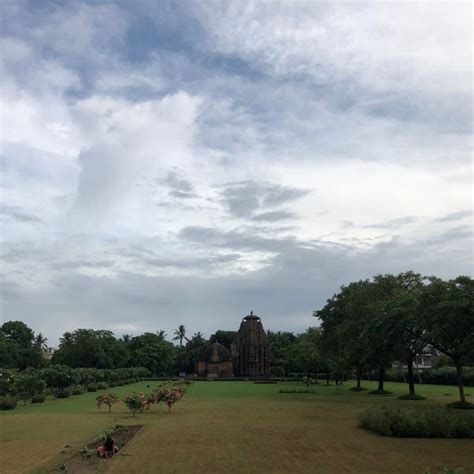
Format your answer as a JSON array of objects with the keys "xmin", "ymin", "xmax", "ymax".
[{"xmin": 0, "ymin": 1, "xmax": 471, "ymax": 343}]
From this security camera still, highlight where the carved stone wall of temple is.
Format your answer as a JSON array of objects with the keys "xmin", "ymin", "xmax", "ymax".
[{"xmin": 233, "ymin": 311, "xmax": 270, "ymax": 377}]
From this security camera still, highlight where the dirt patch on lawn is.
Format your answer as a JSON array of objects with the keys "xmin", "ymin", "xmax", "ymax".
[{"xmin": 52, "ymin": 425, "xmax": 143, "ymax": 473}]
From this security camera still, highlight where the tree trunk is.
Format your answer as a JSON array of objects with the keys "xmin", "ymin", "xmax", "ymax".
[
  {"xmin": 356, "ymin": 372, "xmax": 361, "ymax": 388},
  {"xmin": 306, "ymin": 371, "xmax": 311, "ymax": 388},
  {"xmin": 326, "ymin": 373, "xmax": 330, "ymax": 385},
  {"xmin": 407, "ymin": 354, "xmax": 415, "ymax": 395},
  {"xmin": 377, "ymin": 367, "xmax": 385, "ymax": 391},
  {"xmin": 455, "ymin": 361, "xmax": 466, "ymax": 403}
]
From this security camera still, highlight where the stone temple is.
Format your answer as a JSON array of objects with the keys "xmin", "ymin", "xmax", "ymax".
[
  {"xmin": 233, "ymin": 311, "xmax": 270, "ymax": 377},
  {"xmin": 195, "ymin": 311, "xmax": 270, "ymax": 378}
]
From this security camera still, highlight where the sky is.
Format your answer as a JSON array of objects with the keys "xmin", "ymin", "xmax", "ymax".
[{"xmin": 0, "ymin": 0, "xmax": 472, "ymax": 346}]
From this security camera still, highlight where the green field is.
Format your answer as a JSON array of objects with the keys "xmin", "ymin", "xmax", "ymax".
[{"xmin": 1, "ymin": 381, "xmax": 473, "ymax": 473}]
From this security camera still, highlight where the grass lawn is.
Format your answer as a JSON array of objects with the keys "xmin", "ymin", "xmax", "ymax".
[{"xmin": 1, "ymin": 380, "xmax": 473, "ymax": 473}]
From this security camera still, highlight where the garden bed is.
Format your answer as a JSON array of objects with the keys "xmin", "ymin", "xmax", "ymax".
[{"xmin": 53, "ymin": 425, "xmax": 143, "ymax": 473}]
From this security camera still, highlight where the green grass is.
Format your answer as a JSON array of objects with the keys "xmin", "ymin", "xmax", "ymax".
[{"xmin": 1, "ymin": 380, "xmax": 473, "ymax": 473}]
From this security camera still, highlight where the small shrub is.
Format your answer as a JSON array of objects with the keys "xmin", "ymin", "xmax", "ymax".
[
  {"xmin": 97, "ymin": 382, "xmax": 108, "ymax": 390},
  {"xmin": 0, "ymin": 395, "xmax": 17, "ymax": 410},
  {"xmin": 86, "ymin": 383, "xmax": 98, "ymax": 392},
  {"xmin": 72, "ymin": 385, "xmax": 84, "ymax": 395},
  {"xmin": 31, "ymin": 393, "xmax": 46, "ymax": 403},
  {"xmin": 55, "ymin": 388, "xmax": 71, "ymax": 398},
  {"xmin": 96, "ymin": 393, "xmax": 119, "ymax": 413},
  {"xmin": 124, "ymin": 393, "xmax": 144, "ymax": 416},
  {"xmin": 358, "ymin": 406, "xmax": 474, "ymax": 438},
  {"xmin": 164, "ymin": 387, "xmax": 184, "ymax": 413}
]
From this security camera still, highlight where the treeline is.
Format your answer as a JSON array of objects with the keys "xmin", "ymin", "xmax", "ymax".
[{"xmin": 315, "ymin": 272, "xmax": 473, "ymax": 405}]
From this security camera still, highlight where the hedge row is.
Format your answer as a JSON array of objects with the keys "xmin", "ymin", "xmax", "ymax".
[
  {"xmin": 0, "ymin": 366, "xmax": 150, "ymax": 409},
  {"xmin": 358, "ymin": 406, "xmax": 474, "ymax": 438}
]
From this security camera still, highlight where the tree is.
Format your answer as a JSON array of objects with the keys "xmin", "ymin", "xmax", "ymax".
[
  {"xmin": 0, "ymin": 321, "xmax": 41, "ymax": 370},
  {"xmin": 266, "ymin": 331, "xmax": 296, "ymax": 375},
  {"xmin": 14, "ymin": 369, "xmax": 46, "ymax": 405},
  {"xmin": 128, "ymin": 333, "xmax": 174, "ymax": 374},
  {"xmin": 0, "ymin": 334, "xmax": 21, "ymax": 369},
  {"xmin": 173, "ymin": 325, "xmax": 187, "ymax": 346},
  {"xmin": 316, "ymin": 280, "xmax": 375, "ymax": 390},
  {"xmin": 34, "ymin": 333, "xmax": 48, "ymax": 351},
  {"xmin": 209, "ymin": 330, "xmax": 236, "ymax": 349},
  {"xmin": 285, "ymin": 328, "xmax": 322, "ymax": 386},
  {"xmin": 385, "ymin": 272, "xmax": 428, "ymax": 399},
  {"xmin": 420, "ymin": 276, "xmax": 474, "ymax": 406},
  {"xmin": 362, "ymin": 274, "xmax": 404, "ymax": 394},
  {"xmin": 0, "ymin": 321, "xmax": 34, "ymax": 347},
  {"xmin": 53, "ymin": 329, "xmax": 128, "ymax": 368}
]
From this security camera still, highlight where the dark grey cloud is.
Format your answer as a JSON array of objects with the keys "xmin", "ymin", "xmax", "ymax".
[
  {"xmin": 160, "ymin": 170, "xmax": 194, "ymax": 193},
  {"xmin": 179, "ymin": 225, "xmax": 297, "ymax": 253},
  {"xmin": 159, "ymin": 170, "xmax": 197, "ymax": 200},
  {"xmin": 218, "ymin": 180, "xmax": 309, "ymax": 219}
]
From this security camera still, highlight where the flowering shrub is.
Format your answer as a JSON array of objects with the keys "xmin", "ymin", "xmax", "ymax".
[
  {"xmin": 124, "ymin": 392, "xmax": 149, "ymax": 416},
  {"xmin": 163, "ymin": 387, "xmax": 184, "ymax": 413},
  {"xmin": 96, "ymin": 393, "xmax": 119, "ymax": 413}
]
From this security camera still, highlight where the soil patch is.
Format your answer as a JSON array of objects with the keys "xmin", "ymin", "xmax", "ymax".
[{"xmin": 53, "ymin": 425, "xmax": 143, "ymax": 473}]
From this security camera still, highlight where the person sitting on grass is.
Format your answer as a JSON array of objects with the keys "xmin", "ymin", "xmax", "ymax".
[{"xmin": 97, "ymin": 435, "xmax": 118, "ymax": 458}]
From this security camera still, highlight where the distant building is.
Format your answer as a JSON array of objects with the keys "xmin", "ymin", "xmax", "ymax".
[
  {"xmin": 195, "ymin": 311, "xmax": 271, "ymax": 378},
  {"xmin": 41, "ymin": 347, "xmax": 56, "ymax": 360},
  {"xmin": 392, "ymin": 345, "xmax": 440, "ymax": 370}
]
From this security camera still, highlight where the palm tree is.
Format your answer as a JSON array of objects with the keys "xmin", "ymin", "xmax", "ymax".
[
  {"xmin": 173, "ymin": 325, "xmax": 186, "ymax": 346},
  {"xmin": 59, "ymin": 332, "xmax": 73, "ymax": 348},
  {"xmin": 34, "ymin": 333, "xmax": 48, "ymax": 351},
  {"xmin": 156, "ymin": 330, "xmax": 167, "ymax": 340}
]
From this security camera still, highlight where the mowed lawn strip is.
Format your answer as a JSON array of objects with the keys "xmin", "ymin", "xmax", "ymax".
[{"xmin": 0, "ymin": 381, "xmax": 473, "ymax": 473}]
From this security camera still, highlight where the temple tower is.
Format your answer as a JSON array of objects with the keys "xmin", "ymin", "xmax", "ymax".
[{"xmin": 234, "ymin": 311, "xmax": 270, "ymax": 377}]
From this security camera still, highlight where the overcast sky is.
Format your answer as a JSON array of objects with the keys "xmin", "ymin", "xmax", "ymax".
[{"xmin": 0, "ymin": 0, "xmax": 472, "ymax": 345}]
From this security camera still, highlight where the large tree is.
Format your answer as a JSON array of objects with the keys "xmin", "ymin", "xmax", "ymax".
[
  {"xmin": 266, "ymin": 331, "xmax": 297, "ymax": 375},
  {"xmin": 385, "ymin": 272, "xmax": 428, "ymax": 398},
  {"xmin": 209, "ymin": 330, "xmax": 236, "ymax": 349},
  {"xmin": 316, "ymin": 280, "xmax": 375, "ymax": 390},
  {"xmin": 285, "ymin": 328, "xmax": 322, "ymax": 385},
  {"xmin": 53, "ymin": 329, "xmax": 128, "ymax": 368},
  {"xmin": 128, "ymin": 332, "xmax": 174, "ymax": 374},
  {"xmin": 420, "ymin": 276, "xmax": 474, "ymax": 405},
  {"xmin": 0, "ymin": 321, "xmax": 42, "ymax": 369}
]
